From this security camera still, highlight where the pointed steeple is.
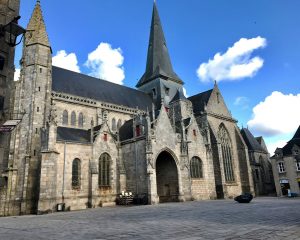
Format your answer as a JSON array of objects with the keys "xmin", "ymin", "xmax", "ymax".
[
  {"xmin": 136, "ymin": 2, "xmax": 182, "ymax": 88},
  {"xmin": 26, "ymin": 0, "xmax": 50, "ymax": 47}
]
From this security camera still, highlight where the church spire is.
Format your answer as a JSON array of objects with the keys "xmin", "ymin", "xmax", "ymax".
[
  {"xmin": 136, "ymin": 2, "xmax": 182, "ymax": 88},
  {"xmin": 25, "ymin": 0, "xmax": 50, "ymax": 47}
]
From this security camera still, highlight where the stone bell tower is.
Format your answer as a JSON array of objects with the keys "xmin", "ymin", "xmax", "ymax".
[
  {"xmin": 5, "ymin": 0, "xmax": 52, "ymax": 215},
  {"xmin": 137, "ymin": 2, "xmax": 184, "ymax": 110}
]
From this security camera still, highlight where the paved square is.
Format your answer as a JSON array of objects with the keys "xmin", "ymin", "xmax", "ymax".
[{"xmin": 0, "ymin": 197, "xmax": 299, "ymax": 240}]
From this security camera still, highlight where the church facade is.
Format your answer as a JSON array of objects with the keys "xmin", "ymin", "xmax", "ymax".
[{"xmin": 1, "ymin": 1, "xmax": 256, "ymax": 216}]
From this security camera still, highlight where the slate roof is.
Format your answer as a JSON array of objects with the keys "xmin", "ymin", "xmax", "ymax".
[
  {"xmin": 136, "ymin": 2, "xmax": 183, "ymax": 88},
  {"xmin": 280, "ymin": 125, "xmax": 300, "ymax": 156},
  {"xmin": 52, "ymin": 66, "xmax": 153, "ymax": 111},
  {"xmin": 188, "ymin": 89, "xmax": 213, "ymax": 115},
  {"xmin": 119, "ymin": 119, "xmax": 133, "ymax": 141},
  {"xmin": 170, "ymin": 89, "xmax": 187, "ymax": 103},
  {"xmin": 57, "ymin": 127, "xmax": 91, "ymax": 144},
  {"xmin": 241, "ymin": 128, "xmax": 267, "ymax": 153}
]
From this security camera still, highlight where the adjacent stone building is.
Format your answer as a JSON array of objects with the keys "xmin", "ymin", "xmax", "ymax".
[
  {"xmin": 271, "ymin": 126, "xmax": 300, "ymax": 196},
  {"xmin": 0, "ymin": 0, "xmax": 20, "ymax": 216},
  {"xmin": 241, "ymin": 128, "xmax": 275, "ymax": 196},
  {"xmin": 1, "ymin": 1, "xmax": 258, "ymax": 216}
]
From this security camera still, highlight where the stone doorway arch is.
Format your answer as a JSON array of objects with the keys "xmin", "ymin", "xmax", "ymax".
[{"xmin": 156, "ymin": 151, "xmax": 179, "ymax": 203}]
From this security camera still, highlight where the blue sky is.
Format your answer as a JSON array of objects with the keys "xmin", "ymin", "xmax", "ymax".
[{"xmin": 15, "ymin": 0, "xmax": 300, "ymax": 154}]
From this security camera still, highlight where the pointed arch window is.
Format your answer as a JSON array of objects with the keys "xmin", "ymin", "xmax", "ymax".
[
  {"xmin": 218, "ymin": 124, "xmax": 235, "ymax": 182},
  {"xmin": 190, "ymin": 157, "xmax": 203, "ymax": 178},
  {"xmin": 111, "ymin": 118, "xmax": 116, "ymax": 131},
  {"xmin": 99, "ymin": 153, "xmax": 111, "ymax": 187},
  {"xmin": 78, "ymin": 112, "xmax": 84, "ymax": 127},
  {"xmin": 62, "ymin": 110, "xmax": 68, "ymax": 125},
  {"xmin": 72, "ymin": 158, "xmax": 81, "ymax": 188},
  {"xmin": 117, "ymin": 119, "xmax": 122, "ymax": 129},
  {"xmin": 71, "ymin": 111, "xmax": 76, "ymax": 126}
]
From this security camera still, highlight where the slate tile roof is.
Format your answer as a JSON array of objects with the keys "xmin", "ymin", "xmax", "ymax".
[
  {"xmin": 52, "ymin": 66, "xmax": 153, "ymax": 111},
  {"xmin": 57, "ymin": 127, "xmax": 91, "ymax": 144},
  {"xmin": 188, "ymin": 89, "xmax": 213, "ymax": 115},
  {"xmin": 241, "ymin": 128, "xmax": 267, "ymax": 153}
]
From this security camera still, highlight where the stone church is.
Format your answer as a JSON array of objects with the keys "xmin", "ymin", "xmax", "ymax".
[{"xmin": 1, "ymin": 1, "xmax": 257, "ymax": 215}]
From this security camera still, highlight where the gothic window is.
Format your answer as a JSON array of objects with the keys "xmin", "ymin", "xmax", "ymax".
[
  {"xmin": 99, "ymin": 153, "xmax": 111, "ymax": 187},
  {"xmin": 78, "ymin": 112, "xmax": 84, "ymax": 127},
  {"xmin": 62, "ymin": 110, "xmax": 68, "ymax": 125},
  {"xmin": 190, "ymin": 157, "xmax": 203, "ymax": 178},
  {"xmin": 0, "ymin": 96, "xmax": 4, "ymax": 111},
  {"xmin": 71, "ymin": 111, "xmax": 76, "ymax": 126},
  {"xmin": 72, "ymin": 158, "xmax": 81, "ymax": 188},
  {"xmin": 111, "ymin": 118, "xmax": 116, "ymax": 131},
  {"xmin": 136, "ymin": 125, "xmax": 141, "ymax": 137},
  {"xmin": 117, "ymin": 119, "xmax": 122, "ymax": 129},
  {"xmin": 218, "ymin": 124, "xmax": 235, "ymax": 182}
]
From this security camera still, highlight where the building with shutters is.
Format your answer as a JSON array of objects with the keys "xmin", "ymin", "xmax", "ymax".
[{"xmin": 271, "ymin": 126, "xmax": 300, "ymax": 197}]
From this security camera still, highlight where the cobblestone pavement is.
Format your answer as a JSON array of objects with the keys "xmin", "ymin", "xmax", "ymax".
[{"xmin": 0, "ymin": 197, "xmax": 299, "ymax": 240}]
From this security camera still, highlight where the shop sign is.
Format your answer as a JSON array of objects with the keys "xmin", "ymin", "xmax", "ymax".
[{"xmin": 279, "ymin": 179, "xmax": 289, "ymax": 184}]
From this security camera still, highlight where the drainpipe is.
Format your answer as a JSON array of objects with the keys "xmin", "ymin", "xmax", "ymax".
[{"xmin": 62, "ymin": 142, "xmax": 66, "ymax": 203}]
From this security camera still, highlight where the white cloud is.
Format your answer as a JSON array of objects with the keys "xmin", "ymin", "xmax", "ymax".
[
  {"xmin": 234, "ymin": 96, "xmax": 249, "ymax": 109},
  {"xmin": 52, "ymin": 50, "xmax": 80, "ymax": 73},
  {"xmin": 197, "ymin": 36, "xmax": 266, "ymax": 82},
  {"xmin": 85, "ymin": 42, "xmax": 125, "ymax": 85},
  {"xmin": 266, "ymin": 139, "xmax": 287, "ymax": 156},
  {"xmin": 14, "ymin": 68, "xmax": 20, "ymax": 81},
  {"xmin": 183, "ymin": 87, "xmax": 189, "ymax": 97},
  {"xmin": 248, "ymin": 91, "xmax": 300, "ymax": 136}
]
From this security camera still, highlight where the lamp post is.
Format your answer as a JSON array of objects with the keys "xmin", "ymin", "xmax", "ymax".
[{"xmin": 0, "ymin": 16, "xmax": 26, "ymax": 47}]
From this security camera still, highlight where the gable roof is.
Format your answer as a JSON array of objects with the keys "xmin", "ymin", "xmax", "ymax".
[
  {"xmin": 188, "ymin": 89, "xmax": 213, "ymax": 115},
  {"xmin": 241, "ymin": 128, "xmax": 267, "ymax": 153},
  {"xmin": 52, "ymin": 66, "xmax": 153, "ymax": 111},
  {"xmin": 280, "ymin": 125, "xmax": 300, "ymax": 156},
  {"xmin": 170, "ymin": 89, "xmax": 187, "ymax": 103}
]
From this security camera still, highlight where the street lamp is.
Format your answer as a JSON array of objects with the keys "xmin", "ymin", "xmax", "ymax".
[{"xmin": 0, "ymin": 16, "xmax": 26, "ymax": 47}]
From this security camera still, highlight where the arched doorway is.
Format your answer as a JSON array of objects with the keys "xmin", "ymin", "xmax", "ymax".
[{"xmin": 156, "ymin": 151, "xmax": 179, "ymax": 203}]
